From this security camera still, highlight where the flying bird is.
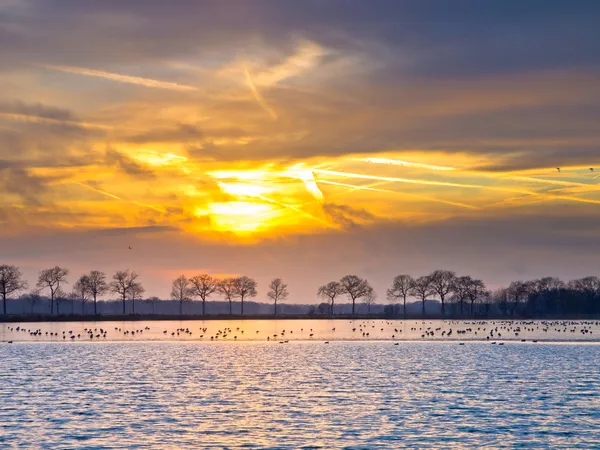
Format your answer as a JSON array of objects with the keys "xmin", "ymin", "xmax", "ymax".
[
  {"xmin": 590, "ymin": 168, "xmax": 594, "ymax": 172},
  {"xmin": 556, "ymin": 167, "xmax": 561, "ymax": 172},
  {"xmin": 128, "ymin": 246, "xmax": 132, "ymax": 250}
]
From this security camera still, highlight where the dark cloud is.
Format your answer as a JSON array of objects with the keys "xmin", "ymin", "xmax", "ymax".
[
  {"xmin": 89, "ymin": 225, "xmax": 178, "ymax": 236},
  {"xmin": 323, "ymin": 203, "xmax": 375, "ymax": 229},
  {"xmin": 0, "ymin": 167, "xmax": 50, "ymax": 205},
  {"xmin": 104, "ymin": 148, "xmax": 155, "ymax": 178},
  {"xmin": 125, "ymin": 123, "xmax": 203, "ymax": 144}
]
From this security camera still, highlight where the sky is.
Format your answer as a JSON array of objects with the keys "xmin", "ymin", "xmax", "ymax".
[{"xmin": 1, "ymin": 0, "xmax": 600, "ymax": 302}]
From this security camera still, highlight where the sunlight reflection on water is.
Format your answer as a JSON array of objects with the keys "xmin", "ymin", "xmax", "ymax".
[{"xmin": 1, "ymin": 340, "xmax": 599, "ymax": 448}]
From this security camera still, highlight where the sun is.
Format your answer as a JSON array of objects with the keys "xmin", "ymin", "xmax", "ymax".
[{"xmin": 196, "ymin": 201, "xmax": 285, "ymax": 234}]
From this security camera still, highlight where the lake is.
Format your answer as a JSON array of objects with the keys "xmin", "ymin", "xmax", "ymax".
[{"xmin": 1, "ymin": 320, "xmax": 599, "ymax": 448}]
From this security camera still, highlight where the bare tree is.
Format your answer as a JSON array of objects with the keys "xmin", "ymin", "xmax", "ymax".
[
  {"xmin": 189, "ymin": 274, "xmax": 218, "ymax": 315},
  {"xmin": 492, "ymin": 288, "xmax": 510, "ymax": 316},
  {"xmin": 410, "ymin": 275, "xmax": 433, "ymax": 316},
  {"xmin": 451, "ymin": 276, "xmax": 471, "ymax": 316},
  {"xmin": 73, "ymin": 275, "xmax": 92, "ymax": 314},
  {"xmin": 340, "ymin": 275, "xmax": 371, "ymax": 315},
  {"xmin": 507, "ymin": 280, "xmax": 532, "ymax": 316},
  {"xmin": 429, "ymin": 270, "xmax": 456, "ymax": 316},
  {"xmin": 466, "ymin": 279, "xmax": 487, "ymax": 316},
  {"xmin": 37, "ymin": 266, "xmax": 69, "ymax": 315},
  {"xmin": 568, "ymin": 276, "xmax": 600, "ymax": 298},
  {"xmin": 129, "ymin": 283, "xmax": 145, "ymax": 314},
  {"xmin": 363, "ymin": 285, "xmax": 376, "ymax": 315},
  {"xmin": 171, "ymin": 275, "xmax": 192, "ymax": 315},
  {"xmin": 387, "ymin": 275, "xmax": 414, "ymax": 317},
  {"xmin": 110, "ymin": 270, "xmax": 142, "ymax": 315},
  {"xmin": 85, "ymin": 271, "xmax": 108, "ymax": 315},
  {"xmin": 0, "ymin": 265, "xmax": 28, "ymax": 315},
  {"xmin": 267, "ymin": 278, "xmax": 289, "ymax": 316},
  {"xmin": 218, "ymin": 278, "xmax": 237, "ymax": 315},
  {"xmin": 233, "ymin": 276, "xmax": 258, "ymax": 316},
  {"xmin": 317, "ymin": 281, "xmax": 344, "ymax": 316}
]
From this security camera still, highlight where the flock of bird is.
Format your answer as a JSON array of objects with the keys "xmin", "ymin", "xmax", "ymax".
[{"xmin": 2, "ymin": 320, "xmax": 599, "ymax": 344}]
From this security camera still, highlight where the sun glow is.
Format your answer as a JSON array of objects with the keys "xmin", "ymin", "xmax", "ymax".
[{"xmin": 197, "ymin": 201, "xmax": 283, "ymax": 233}]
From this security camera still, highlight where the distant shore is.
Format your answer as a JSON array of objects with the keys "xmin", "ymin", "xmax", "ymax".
[{"xmin": 2, "ymin": 313, "xmax": 600, "ymax": 323}]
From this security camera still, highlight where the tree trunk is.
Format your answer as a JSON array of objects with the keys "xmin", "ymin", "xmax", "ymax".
[
  {"xmin": 241, "ymin": 297, "xmax": 244, "ymax": 315},
  {"xmin": 422, "ymin": 298, "xmax": 425, "ymax": 315},
  {"xmin": 229, "ymin": 299, "xmax": 232, "ymax": 315},
  {"xmin": 352, "ymin": 298, "xmax": 355, "ymax": 315},
  {"xmin": 274, "ymin": 299, "xmax": 277, "ymax": 316},
  {"xmin": 441, "ymin": 296, "xmax": 445, "ymax": 316},
  {"xmin": 202, "ymin": 298, "xmax": 206, "ymax": 315},
  {"xmin": 50, "ymin": 295, "xmax": 54, "ymax": 315},
  {"xmin": 368, "ymin": 304, "xmax": 371, "ymax": 315},
  {"xmin": 403, "ymin": 296, "xmax": 406, "ymax": 317},
  {"xmin": 330, "ymin": 299, "xmax": 334, "ymax": 316},
  {"xmin": 180, "ymin": 299, "xmax": 183, "ymax": 316},
  {"xmin": 122, "ymin": 295, "xmax": 126, "ymax": 314},
  {"xmin": 94, "ymin": 294, "xmax": 97, "ymax": 315},
  {"xmin": 2, "ymin": 294, "xmax": 6, "ymax": 315}
]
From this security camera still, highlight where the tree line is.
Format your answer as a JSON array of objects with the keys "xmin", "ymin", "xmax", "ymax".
[{"xmin": 1, "ymin": 264, "xmax": 599, "ymax": 317}]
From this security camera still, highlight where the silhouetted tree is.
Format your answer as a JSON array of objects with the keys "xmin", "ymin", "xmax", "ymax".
[
  {"xmin": 507, "ymin": 280, "xmax": 532, "ymax": 316},
  {"xmin": 387, "ymin": 274, "xmax": 413, "ymax": 317},
  {"xmin": 267, "ymin": 278, "xmax": 289, "ymax": 316},
  {"xmin": 317, "ymin": 302, "xmax": 329, "ymax": 315},
  {"xmin": 317, "ymin": 281, "xmax": 344, "ymax": 316},
  {"xmin": 233, "ymin": 276, "xmax": 257, "ymax": 316},
  {"xmin": 451, "ymin": 276, "xmax": 471, "ymax": 316},
  {"xmin": 73, "ymin": 275, "xmax": 92, "ymax": 314},
  {"xmin": 363, "ymin": 285, "xmax": 376, "ymax": 315},
  {"xmin": 466, "ymin": 279, "xmax": 487, "ymax": 316},
  {"xmin": 129, "ymin": 283, "xmax": 145, "ymax": 314},
  {"xmin": 189, "ymin": 274, "xmax": 218, "ymax": 315},
  {"xmin": 37, "ymin": 266, "xmax": 69, "ymax": 315},
  {"xmin": 109, "ymin": 270, "xmax": 142, "ymax": 314},
  {"xmin": 410, "ymin": 275, "xmax": 433, "ymax": 316},
  {"xmin": 0, "ymin": 265, "xmax": 28, "ymax": 315},
  {"xmin": 218, "ymin": 278, "xmax": 237, "ymax": 315},
  {"xmin": 171, "ymin": 275, "xmax": 192, "ymax": 315},
  {"xmin": 340, "ymin": 275, "xmax": 371, "ymax": 315},
  {"xmin": 568, "ymin": 276, "xmax": 600, "ymax": 314},
  {"xmin": 85, "ymin": 271, "xmax": 108, "ymax": 315},
  {"xmin": 429, "ymin": 270, "xmax": 456, "ymax": 316},
  {"xmin": 492, "ymin": 288, "xmax": 510, "ymax": 316}
]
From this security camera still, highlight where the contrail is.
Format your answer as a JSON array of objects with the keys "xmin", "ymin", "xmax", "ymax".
[
  {"xmin": 0, "ymin": 112, "xmax": 111, "ymax": 130},
  {"xmin": 313, "ymin": 169, "xmax": 502, "ymax": 191},
  {"xmin": 357, "ymin": 157, "xmax": 455, "ymax": 171},
  {"xmin": 74, "ymin": 182, "xmax": 168, "ymax": 213},
  {"xmin": 314, "ymin": 168, "xmax": 600, "ymax": 205},
  {"xmin": 243, "ymin": 65, "xmax": 278, "ymax": 120},
  {"xmin": 511, "ymin": 176, "xmax": 593, "ymax": 188},
  {"xmin": 316, "ymin": 179, "xmax": 479, "ymax": 210},
  {"xmin": 45, "ymin": 64, "xmax": 199, "ymax": 92}
]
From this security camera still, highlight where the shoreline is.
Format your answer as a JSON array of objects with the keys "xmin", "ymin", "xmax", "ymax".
[{"xmin": 2, "ymin": 314, "xmax": 600, "ymax": 323}]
